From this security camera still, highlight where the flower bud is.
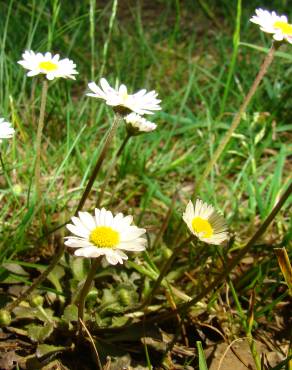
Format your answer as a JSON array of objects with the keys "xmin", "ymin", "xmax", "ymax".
[
  {"xmin": 30, "ymin": 295, "xmax": 44, "ymax": 307},
  {"xmin": 0, "ymin": 310, "xmax": 11, "ymax": 327}
]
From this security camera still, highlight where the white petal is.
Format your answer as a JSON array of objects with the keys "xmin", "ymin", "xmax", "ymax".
[
  {"xmin": 64, "ymin": 238, "xmax": 92, "ymax": 248},
  {"xmin": 120, "ymin": 226, "xmax": 146, "ymax": 241},
  {"xmin": 78, "ymin": 211, "xmax": 96, "ymax": 230},
  {"xmin": 66, "ymin": 223, "xmax": 90, "ymax": 238},
  {"xmin": 74, "ymin": 246, "xmax": 102, "ymax": 258}
]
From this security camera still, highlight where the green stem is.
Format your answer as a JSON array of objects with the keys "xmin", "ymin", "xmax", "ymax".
[
  {"xmin": 5, "ymin": 114, "xmax": 121, "ymax": 313},
  {"xmin": 76, "ymin": 113, "xmax": 121, "ymax": 214},
  {"xmin": 152, "ymin": 190, "xmax": 178, "ymax": 250},
  {"xmin": 140, "ymin": 236, "xmax": 193, "ymax": 309},
  {"xmin": 144, "ymin": 180, "xmax": 292, "ymax": 323},
  {"xmin": 172, "ymin": 43, "xmax": 277, "ymax": 246},
  {"xmin": 77, "ymin": 258, "xmax": 99, "ymax": 334},
  {"xmin": 195, "ymin": 43, "xmax": 276, "ymax": 195},
  {"xmin": 99, "ymin": 0, "xmax": 118, "ymax": 78},
  {"xmin": 96, "ymin": 132, "xmax": 131, "ymax": 207},
  {"xmin": 180, "ymin": 180, "xmax": 292, "ymax": 312},
  {"xmin": 34, "ymin": 79, "xmax": 48, "ymax": 203},
  {"xmin": 219, "ymin": 0, "xmax": 241, "ymax": 115},
  {"xmin": 0, "ymin": 151, "xmax": 19, "ymax": 204},
  {"xmin": 229, "ymin": 280, "xmax": 261, "ymax": 370}
]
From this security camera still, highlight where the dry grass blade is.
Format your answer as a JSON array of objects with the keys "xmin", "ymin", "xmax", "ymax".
[
  {"xmin": 79, "ymin": 318, "xmax": 103, "ymax": 370},
  {"xmin": 274, "ymin": 247, "xmax": 292, "ymax": 296}
]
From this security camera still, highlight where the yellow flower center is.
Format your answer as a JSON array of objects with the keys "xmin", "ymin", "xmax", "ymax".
[
  {"xmin": 192, "ymin": 217, "xmax": 213, "ymax": 238},
  {"xmin": 39, "ymin": 61, "xmax": 58, "ymax": 72},
  {"xmin": 89, "ymin": 226, "xmax": 120, "ymax": 248},
  {"xmin": 273, "ymin": 21, "xmax": 292, "ymax": 36}
]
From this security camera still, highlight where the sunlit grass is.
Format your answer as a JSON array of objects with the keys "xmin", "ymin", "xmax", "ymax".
[{"xmin": 0, "ymin": 1, "xmax": 291, "ymax": 368}]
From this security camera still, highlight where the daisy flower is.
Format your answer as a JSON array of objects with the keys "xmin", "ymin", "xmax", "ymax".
[
  {"xmin": 250, "ymin": 8, "xmax": 292, "ymax": 44},
  {"xmin": 183, "ymin": 199, "xmax": 228, "ymax": 245},
  {"xmin": 125, "ymin": 113, "xmax": 157, "ymax": 134},
  {"xmin": 18, "ymin": 50, "xmax": 78, "ymax": 80},
  {"xmin": 65, "ymin": 208, "xmax": 147, "ymax": 265},
  {"xmin": 0, "ymin": 118, "xmax": 15, "ymax": 143},
  {"xmin": 87, "ymin": 78, "xmax": 161, "ymax": 115}
]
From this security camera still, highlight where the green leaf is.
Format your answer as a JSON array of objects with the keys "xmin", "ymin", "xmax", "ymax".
[
  {"xmin": 36, "ymin": 344, "xmax": 66, "ymax": 358},
  {"xmin": 71, "ymin": 257, "xmax": 88, "ymax": 281},
  {"xmin": 196, "ymin": 341, "xmax": 208, "ymax": 370},
  {"xmin": 240, "ymin": 42, "xmax": 292, "ymax": 62},
  {"xmin": 27, "ymin": 323, "xmax": 54, "ymax": 342},
  {"xmin": 13, "ymin": 306, "xmax": 54, "ymax": 322},
  {"xmin": 2, "ymin": 263, "xmax": 29, "ymax": 276},
  {"xmin": 62, "ymin": 304, "xmax": 78, "ymax": 323}
]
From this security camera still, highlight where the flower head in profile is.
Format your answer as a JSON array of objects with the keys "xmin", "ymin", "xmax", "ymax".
[
  {"xmin": 87, "ymin": 78, "xmax": 161, "ymax": 115},
  {"xmin": 65, "ymin": 208, "xmax": 147, "ymax": 265},
  {"xmin": 250, "ymin": 8, "xmax": 292, "ymax": 44},
  {"xmin": 18, "ymin": 50, "xmax": 78, "ymax": 80},
  {"xmin": 183, "ymin": 199, "xmax": 228, "ymax": 245},
  {"xmin": 0, "ymin": 118, "xmax": 15, "ymax": 143},
  {"xmin": 125, "ymin": 113, "xmax": 157, "ymax": 135}
]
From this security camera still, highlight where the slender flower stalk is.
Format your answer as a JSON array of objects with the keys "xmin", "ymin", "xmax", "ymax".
[
  {"xmin": 195, "ymin": 43, "xmax": 277, "ymax": 195},
  {"xmin": 34, "ymin": 80, "xmax": 48, "ymax": 204},
  {"xmin": 171, "ymin": 43, "xmax": 278, "ymax": 247},
  {"xmin": 144, "ymin": 180, "xmax": 292, "ymax": 323},
  {"xmin": 140, "ymin": 235, "xmax": 193, "ymax": 309},
  {"xmin": 77, "ymin": 259, "xmax": 99, "ymax": 334},
  {"xmin": 0, "ymin": 151, "xmax": 18, "ymax": 204},
  {"xmin": 65, "ymin": 208, "xmax": 147, "ymax": 333},
  {"xmin": 5, "ymin": 115, "xmax": 122, "ymax": 313},
  {"xmin": 76, "ymin": 113, "xmax": 122, "ymax": 213},
  {"xmin": 96, "ymin": 132, "xmax": 131, "ymax": 207}
]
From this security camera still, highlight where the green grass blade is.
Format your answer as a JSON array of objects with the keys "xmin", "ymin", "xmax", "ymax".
[{"xmin": 196, "ymin": 341, "xmax": 208, "ymax": 370}]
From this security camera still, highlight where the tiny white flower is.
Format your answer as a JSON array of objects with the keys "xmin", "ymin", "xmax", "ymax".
[
  {"xmin": 250, "ymin": 8, "xmax": 292, "ymax": 44},
  {"xmin": 183, "ymin": 199, "xmax": 228, "ymax": 245},
  {"xmin": 65, "ymin": 208, "xmax": 147, "ymax": 265},
  {"xmin": 0, "ymin": 118, "xmax": 15, "ymax": 143},
  {"xmin": 18, "ymin": 50, "xmax": 78, "ymax": 80},
  {"xmin": 125, "ymin": 113, "xmax": 157, "ymax": 134},
  {"xmin": 87, "ymin": 78, "xmax": 161, "ymax": 115}
]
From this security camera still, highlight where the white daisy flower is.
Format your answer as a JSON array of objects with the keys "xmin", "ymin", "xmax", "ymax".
[
  {"xmin": 65, "ymin": 208, "xmax": 147, "ymax": 265},
  {"xmin": 125, "ymin": 113, "xmax": 157, "ymax": 134},
  {"xmin": 87, "ymin": 78, "xmax": 161, "ymax": 115},
  {"xmin": 250, "ymin": 8, "xmax": 292, "ymax": 44},
  {"xmin": 18, "ymin": 50, "xmax": 78, "ymax": 80},
  {"xmin": 0, "ymin": 118, "xmax": 15, "ymax": 143},
  {"xmin": 183, "ymin": 199, "xmax": 228, "ymax": 245}
]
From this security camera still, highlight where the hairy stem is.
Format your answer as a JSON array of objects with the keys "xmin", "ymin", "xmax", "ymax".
[
  {"xmin": 147, "ymin": 180, "xmax": 292, "ymax": 323},
  {"xmin": 77, "ymin": 258, "xmax": 100, "ymax": 334},
  {"xmin": 5, "ymin": 114, "xmax": 121, "ymax": 312},
  {"xmin": 195, "ymin": 43, "xmax": 276, "ymax": 194},
  {"xmin": 141, "ymin": 235, "xmax": 193, "ymax": 309},
  {"xmin": 96, "ymin": 132, "xmax": 131, "ymax": 207},
  {"xmin": 34, "ymin": 79, "xmax": 48, "ymax": 203},
  {"xmin": 0, "ymin": 151, "xmax": 19, "ymax": 204},
  {"xmin": 76, "ymin": 113, "xmax": 121, "ymax": 214},
  {"xmin": 172, "ymin": 43, "xmax": 277, "ymax": 247}
]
